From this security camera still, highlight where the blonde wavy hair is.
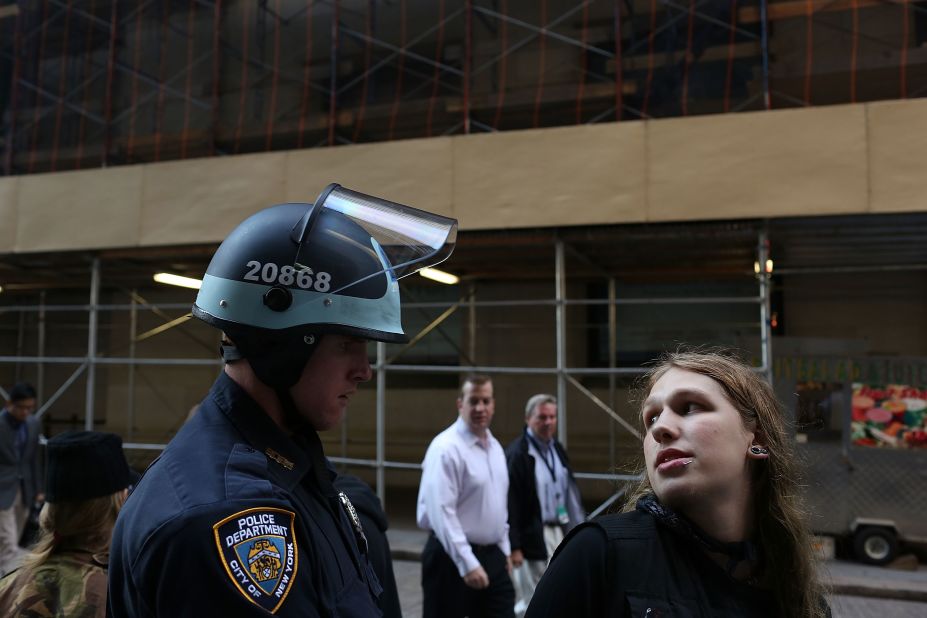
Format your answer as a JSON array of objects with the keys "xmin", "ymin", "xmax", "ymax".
[
  {"xmin": 19, "ymin": 491, "xmax": 127, "ymax": 577},
  {"xmin": 623, "ymin": 350, "xmax": 827, "ymax": 618}
]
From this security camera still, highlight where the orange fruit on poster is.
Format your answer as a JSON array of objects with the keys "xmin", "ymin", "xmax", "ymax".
[{"xmin": 880, "ymin": 399, "xmax": 906, "ymax": 420}]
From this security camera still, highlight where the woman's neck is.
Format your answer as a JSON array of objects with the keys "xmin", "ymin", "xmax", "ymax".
[{"xmin": 683, "ymin": 491, "xmax": 754, "ymax": 544}]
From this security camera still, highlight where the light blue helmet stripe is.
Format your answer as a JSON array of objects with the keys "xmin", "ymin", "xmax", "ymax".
[{"xmin": 196, "ymin": 273, "xmax": 404, "ymax": 336}]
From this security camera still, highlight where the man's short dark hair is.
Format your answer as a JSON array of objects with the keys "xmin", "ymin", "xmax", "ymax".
[
  {"xmin": 459, "ymin": 373, "xmax": 492, "ymax": 398},
  {"xmin": 9, "ymin": 382, "xmax": 37, "ymax": 403}
]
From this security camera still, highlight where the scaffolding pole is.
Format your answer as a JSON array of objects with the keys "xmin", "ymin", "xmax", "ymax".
[
  {"xmin": 608, "ymin": 277, "xmax": 617, "ymax": 471},
  {"xmin": 37, "ymin": 291, "xmax": 46, "ymax": 403},
  {"xmin": 760, "ymin": 0, "xmax": 771, "ymax": 110},
  {"xmin": 128, "ymin": 290, "xmax": 137, "ymax": 441},
  {"xmin": 84, "ymin": 257, "xmax": 100, "ymax": 430},
  {"xmin": 467, "ymin": 283, "xmax": 477, "ymax": 363},
  {"xmin": 555, "ymin": 237, "xmax": 567, "ymax": 450},
  {"xmin": 758, "ymin": 229, "xmax": 773, "ymax": 381}
]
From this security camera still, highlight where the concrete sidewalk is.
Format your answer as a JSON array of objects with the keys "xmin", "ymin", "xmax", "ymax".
[
  {"xmin": 822, "ymin": 559, "xmax": 927, "ymax": 602},
  {"xmin": 387, "ymin": 526, "xmax": 927, "ymax": 602},
  {"xmin": 387, "ymin": 527, "xmax": 429, "ymax": 561}
]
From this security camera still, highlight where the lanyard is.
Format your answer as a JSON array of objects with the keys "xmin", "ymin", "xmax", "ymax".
[{"xmin": 527, "ymin": 433, "xmax": 558, "ymax": 483}]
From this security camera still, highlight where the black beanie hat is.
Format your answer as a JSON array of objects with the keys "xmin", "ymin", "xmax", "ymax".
[{"xmin": 46, "ymin": 431, "xmax": 132, "ymax": 503}]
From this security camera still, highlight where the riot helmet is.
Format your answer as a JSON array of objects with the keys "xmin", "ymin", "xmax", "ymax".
[{"xmin": 193, "ymin": 183, "xmax": 457, "ymax": 388}]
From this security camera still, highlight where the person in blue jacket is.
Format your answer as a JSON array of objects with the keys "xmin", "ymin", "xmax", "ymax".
[{"xmin": 108, "ymin": 184, "xmax": 457, "ymax": 617}]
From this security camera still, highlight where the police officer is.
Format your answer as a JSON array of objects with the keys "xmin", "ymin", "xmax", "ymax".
[{"xmin": 108, "ymin": 184, "xmax": 457, "ymax": 617}]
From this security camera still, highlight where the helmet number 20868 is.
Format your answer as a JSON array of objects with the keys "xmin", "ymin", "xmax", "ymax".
[{"xmin": 244, "ymin": 260, "xmax": 332, "ymax": 292}]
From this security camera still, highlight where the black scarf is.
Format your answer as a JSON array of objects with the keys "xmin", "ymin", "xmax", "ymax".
[{"xmin": 636, "ymin": 493, "xmax": 760, "ymax": 580}]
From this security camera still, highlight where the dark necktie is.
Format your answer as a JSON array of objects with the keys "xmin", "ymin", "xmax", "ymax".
[{"xmin": 13, "ymin": 421, "xmax": 26, "ymax": 461}]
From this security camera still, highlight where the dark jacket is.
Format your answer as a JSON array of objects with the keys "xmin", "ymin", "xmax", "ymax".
[
  {"xmin": 109, "ymin": 372, "xmax": 383, "ymax": 617},
  {"xmin": 505, "ymin": 428, "xmax": 582, "ymax": 561},
  {"xmin": 0, "ymin": 412, "xmax": 42, "ymax": 509},
  {"xmin": 525, "ymin": 510, "xmax": 778, "ymax": 617},
  {"xmin": 333, "ymin": 474, "xmax": 401, "ymax": 618}
]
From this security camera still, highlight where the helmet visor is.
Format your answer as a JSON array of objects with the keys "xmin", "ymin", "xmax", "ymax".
[{"xmin": 293, "ymin": 185, "xmax": 457, "ymax": 292}]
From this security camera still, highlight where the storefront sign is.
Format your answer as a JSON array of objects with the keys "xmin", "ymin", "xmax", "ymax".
[{"xmin": 774, "ymin": 356, "xmax": 927, "ymax": 385}]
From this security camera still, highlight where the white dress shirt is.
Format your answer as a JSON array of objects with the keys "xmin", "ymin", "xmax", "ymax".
[{"xmin": 417, "ymin": 417, "xmax": 510, "ymax": 577}]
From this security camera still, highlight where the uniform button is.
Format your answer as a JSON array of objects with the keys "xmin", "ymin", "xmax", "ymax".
[{"xmin": 245, "ymin": 447, "xmax": 254, "ymax": 453}]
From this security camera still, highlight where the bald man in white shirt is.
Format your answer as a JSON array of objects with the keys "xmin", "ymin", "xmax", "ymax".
[{"xmin": 417, "ymin": 374, "xmax": 514, "ymax": 618}]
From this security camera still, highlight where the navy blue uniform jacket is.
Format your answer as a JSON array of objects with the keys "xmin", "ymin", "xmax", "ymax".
[{"xmin": 108, "ymin": 373, "xmax": 382, "ymax": 617}]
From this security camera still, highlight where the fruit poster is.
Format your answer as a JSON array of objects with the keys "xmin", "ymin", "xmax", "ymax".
[{"xmin": 851, "ymin": 384, "xmax": 927, "ymax": 449}]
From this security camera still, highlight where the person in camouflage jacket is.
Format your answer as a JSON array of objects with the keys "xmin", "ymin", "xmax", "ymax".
[
  {"xmin": 0, "ymin": 548, "xmax": 108, "ymax": 617},
  {"xmin": 0, "ymin": 432, "xmax": 131, "ymax": 618}
]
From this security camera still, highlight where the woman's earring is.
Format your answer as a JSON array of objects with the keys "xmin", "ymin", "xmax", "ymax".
[{"xmin": 749, "ymin": 445, "xmax": 769, "ymax": 456}]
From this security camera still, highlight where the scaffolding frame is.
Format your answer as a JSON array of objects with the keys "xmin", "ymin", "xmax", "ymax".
[
  {"xmin": 10, "ymin": 0, "xmax": 923, "ymax": 175},
  {"xmin": 0, "ymin": 231, "xmax": 773, "ymax": 512}
]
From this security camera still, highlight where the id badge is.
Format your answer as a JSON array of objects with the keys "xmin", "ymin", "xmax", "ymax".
[{"xmin": 556, "ymin": 504, "xmax": 569, "ymax": 525}]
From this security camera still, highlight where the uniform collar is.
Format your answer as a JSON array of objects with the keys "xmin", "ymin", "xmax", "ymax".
[{"xmin": 211, "ymin": 372, "xmax": 316, "ymax": 492}]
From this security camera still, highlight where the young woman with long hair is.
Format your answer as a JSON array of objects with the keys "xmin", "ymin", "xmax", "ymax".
[
  {"xmin": 0, "ymin": 431, "xmax": 131, "ymax": 617},
  {"xmin": 526, "ymin": 350, "xmax": 829, "ymax": 617}
]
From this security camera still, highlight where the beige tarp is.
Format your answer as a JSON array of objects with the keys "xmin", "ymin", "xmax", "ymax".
[{"xmin": 1, "ymin": 98, "xmax": 925, "ymax": 254}]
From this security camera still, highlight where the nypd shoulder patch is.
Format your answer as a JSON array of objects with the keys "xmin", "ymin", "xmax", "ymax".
[{"xmin": 213, "ymin": 507, "xmax": 298, "ymax": 613}]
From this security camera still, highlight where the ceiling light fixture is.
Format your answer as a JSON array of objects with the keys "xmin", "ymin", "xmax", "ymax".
[
  {"xmin": 153, "ymin": 272, "xmax": 202, "ymax": 290},
  {"xmin": 419, "ymin": 267, "xmax": 459, "ymax": 285}
]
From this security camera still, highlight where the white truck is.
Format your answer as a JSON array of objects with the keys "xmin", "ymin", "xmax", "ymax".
[{"xmin": 778, "ymin": 363, "xmax": 927, "ymax": 565}]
